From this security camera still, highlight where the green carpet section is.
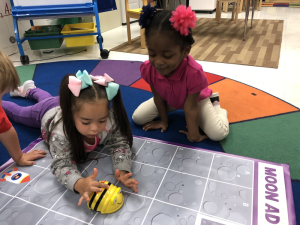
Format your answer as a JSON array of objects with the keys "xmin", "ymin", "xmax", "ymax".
[
  {"xmin": 221, "ymin": 111, "xmax": 300, "ymax": 180},
  {"xmin": 16, "ymin": 65, "xmax": 36, "ymax": 85}
]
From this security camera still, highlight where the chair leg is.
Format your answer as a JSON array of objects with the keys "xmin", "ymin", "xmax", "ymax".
[
  {"xmin": 141, "ymin": 27, "xmax": 146, "ymax": 49},
  {"xmin": 126, "ymin": 15, "xmax": 131, "ymax": 44},
  {"xmin": 235, "ymin": 2, "xmax": 239, "ymax": 23},
  {"xmin": 217, "ymin": 0, "xmax": 222, "ymax": 23},
  {"xmin": 223, "ymin": 2, "xmax": 229, "ymax": 13},
  {"xmin": 232, "ymin": 2, "xmax": 236, "ymax": 21},
  {"xmin": 215, "ymin": 0, "xmax": 219, "ymax": 21},
  {"xmin": 239, "ymin": 0, "xmax": 243, "ymax": 13},
  {"xmin": 259, "ymin": 0, "xmax": 262, "ymax": 11}
]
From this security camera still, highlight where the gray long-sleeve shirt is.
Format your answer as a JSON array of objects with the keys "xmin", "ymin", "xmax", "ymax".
[{"xmin": 41, "ymin": 106, "xmax": 132, "ymax": 192}]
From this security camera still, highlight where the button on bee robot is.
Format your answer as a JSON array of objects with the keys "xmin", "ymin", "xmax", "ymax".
[{"xmin": 87, "ymin": 181, "xmax": 124, "ymax": 214}]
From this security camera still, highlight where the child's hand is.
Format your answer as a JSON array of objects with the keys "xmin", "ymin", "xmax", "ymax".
[
  {"xmin": 179, "ymin": 128, "xmax": 208, "ymax": 142},
  {"xmin": 115, "ymin": 169, "xmax": 138, "ymax": 193},
  {"xmin": 75, "ymin": 168, "xmax": 109, "ymax": 206},
  {"xmin": 143, "ymin": 120, "xmax": 168, "ymax": 132},
  {"xmin": 16, "ymin": 150, "xmax": 47, "ymax": 166}
]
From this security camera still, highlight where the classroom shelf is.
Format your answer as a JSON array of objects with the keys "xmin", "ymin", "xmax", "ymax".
[{"xmin": 10, "ymin": 0, "xmax": 114, "ymax": 65}]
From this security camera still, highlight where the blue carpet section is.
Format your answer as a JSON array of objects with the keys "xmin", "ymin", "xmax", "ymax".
[
  {"xmin": 292, "ymin": 181, "xmax": 300, "ymax": 223},
  {"xmin": 33, "ymin": 60, "xmax": 100, "ymax": 86}
]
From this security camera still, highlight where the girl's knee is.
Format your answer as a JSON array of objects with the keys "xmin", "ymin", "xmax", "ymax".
[
  {"xmin": 206, "ymin": 125, "xmax": 229, "ymax": 142},
  {"xmin": 132, "ymin": 111, "xmax": 145, "ymax": 125}
]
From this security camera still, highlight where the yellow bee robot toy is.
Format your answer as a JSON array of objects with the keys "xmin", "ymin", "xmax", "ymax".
[{"xmin": 87, "ymin": 181, "xmax": 124, "ymax": 214}]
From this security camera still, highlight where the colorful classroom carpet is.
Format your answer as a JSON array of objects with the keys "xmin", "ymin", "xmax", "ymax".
[
  {"xmin": 263, "ymin": 2, "xmax": 300, "ymax": 7},
  {"xmin": 111, "ymin": 18, "xmax": 284, "ymax": 69},
  {"xmin": 0, "ymin": 60, "xmax": 299, "ymax": 222}
]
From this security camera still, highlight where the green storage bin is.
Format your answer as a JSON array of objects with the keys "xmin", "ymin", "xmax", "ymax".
[
  {"xmin": 24, "ymin": 25, "xmax": 64, "ymax": 50},
  {"xmin": 56, "ymin": 18, "xmax": 79, "ymax": 25}
]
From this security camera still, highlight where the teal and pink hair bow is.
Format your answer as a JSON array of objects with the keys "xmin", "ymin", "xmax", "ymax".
[
  {"xmin": 68, "ymin": 70, "xmax": 93, "ymax": 97},
  {"xmin": 68, "ymin": 70, "xmax": 119, "ymax": 101},
  {"xmin": 91, "ymin": 73, "xmax": 119, "ymax": 101}
]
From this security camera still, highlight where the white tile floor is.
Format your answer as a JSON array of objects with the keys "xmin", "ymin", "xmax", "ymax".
[{"xmin": 9, "ymin": 6, "xmax": 300, "ymax": 108}]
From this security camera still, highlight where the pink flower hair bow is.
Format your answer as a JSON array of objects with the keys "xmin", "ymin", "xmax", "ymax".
[
  {"xmin": 68, "ymin": 70, "xmax": 93, "ymax": 97},
  {"xmin": 90, "ymin": 73, "xmax": 120, "ymax": 101},
  {"xmin": 90, "ymin": 73, "xmax": 114, "ymax": 86},
  {"xmin": 169, "ymin": 5, "xmax": 197, "ymax": 36}
]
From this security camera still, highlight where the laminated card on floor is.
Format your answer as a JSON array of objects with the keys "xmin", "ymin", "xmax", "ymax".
[{"xmin": 0, "ymin": 136, "xmax": 295, "ymax": 225}]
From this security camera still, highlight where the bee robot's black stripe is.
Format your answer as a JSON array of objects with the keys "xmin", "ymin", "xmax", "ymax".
[
  {"xmin": 89, "ymin": 192, "xmax": 97, "ymax": 208},
  {"xmin": 94, "ymin": 182, "xmax": 112, "ymax": 210}
]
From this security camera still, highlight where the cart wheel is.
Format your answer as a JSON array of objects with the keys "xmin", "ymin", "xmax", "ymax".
[
  {"xmin": 20, "ymin": 55, "xmax": 30, "ymax": 65},
  {"xmin": 97, "ymin": 36, "xmax": 104, "ymax": 43},
  {"xmin": 9, "ymin": 36, "xmax": 16, "ymax": 44},
  {"xmin": 100, "ymin": 49, "xmax": 109, "ymax": 59}
]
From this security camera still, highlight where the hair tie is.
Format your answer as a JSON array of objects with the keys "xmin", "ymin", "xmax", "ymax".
[
  {"xmin": 139, "ymin": 4, "xmax": 158, "ymax": 29},
  {"xmin": 169, "ymin": 5, "xmax": 197, "ymax": 36},
  {"xmin": 68, "ymin": 70, "xmax": 93, "ymax": 97},
  {"xmin": 90, "ymin": 73, "xmax": 119, "ymax": 101}
]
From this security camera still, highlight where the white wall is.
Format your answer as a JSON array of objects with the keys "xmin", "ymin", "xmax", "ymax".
[
  {"xmin": 0, "ymin": 0, "xmax": 30, "ymax": 55},
  {"xmin": 95, "ymin": 0, "xmax": 122, "ymax": 33}
]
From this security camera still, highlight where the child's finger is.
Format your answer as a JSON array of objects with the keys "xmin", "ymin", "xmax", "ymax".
[
  {"xmin": 131, "ymin": 178, "xmax": 139, "ymax": 186},
  {"xmin": 33, "ymin": 150, "xmax": 47, "ymax": 155},
  {"xmin": 90, "ymin": 187, "xmax": 102, "ymax": 193},
  {"xmin": 22, "ymin": 161, "xmax": 35, "ymax": 166},
  {"xmin": 78, "ymin": 196, "xmax": 85, "ymax": 206},
  {"xmin": 143, "ymin": 124, "xmax": 152, "ymax": 131},
  {"xmin": 114, "ymin": 169, "xmax": 121, "ymax": 179},
  {"xmin": 31, "ymin": 154, "xmax": 47, "ymax": 160},
  {"xmin": 131, "ymin": 184, "xmax": 138, "ymax": 193},
  {"xmin": 92, "ymin": 181, "xmax": 109, "ymax": 190},
  {"xmin": 83, "ymin": 193, "xmax": 90, "ymax": 202},
  {"xmin": 179, "ymin": 130, "xmax": 188, "ymax": 135},
  {"xmin": 125, "ymin": 172, "xmax": 132, "ymax": 178},
  {"xmin": 143, "ymin": 123, "xmax": 155, "ymax": 130},
  {"xmin": 89, "ymin": 168, "xmax": 98, "ymax": 180}
]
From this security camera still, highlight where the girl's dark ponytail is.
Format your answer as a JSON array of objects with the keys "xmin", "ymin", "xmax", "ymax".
[
  {"xmin": 60, "ymin": 74, "xmax": 86, "ymax": 162},
  {"xmin": 111, "ymin": 89, "xmax": 133, "ymax": 148}
]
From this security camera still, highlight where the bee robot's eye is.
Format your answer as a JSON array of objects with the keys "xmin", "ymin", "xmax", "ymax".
[
  {"xmin": 111, "ymin": 196, "xmax": 117, "ymax": 205},
  {"xmin": 117, "ymin": 187, "xmax": 121, "ymax": 194}
]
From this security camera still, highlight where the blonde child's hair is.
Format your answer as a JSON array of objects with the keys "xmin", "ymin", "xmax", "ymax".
[{"xmin": 0, "ymin": 51, "xmax": 20, "ymax": 93}]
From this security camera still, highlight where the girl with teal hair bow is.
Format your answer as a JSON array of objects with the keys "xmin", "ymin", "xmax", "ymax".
[{"xmin": 3, "ymin": 71, "xmax": 139, "ymax": 206}]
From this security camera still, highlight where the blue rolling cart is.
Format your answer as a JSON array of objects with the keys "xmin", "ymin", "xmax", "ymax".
[{"xmin": 10, "ymin": 0, "xmax": 114, "ymax": 65}]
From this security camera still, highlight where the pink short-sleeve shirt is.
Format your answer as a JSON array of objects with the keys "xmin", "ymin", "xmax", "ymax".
[{"xmin": 141, "ymin": 55, "xmax": 212, "ymax": 109}]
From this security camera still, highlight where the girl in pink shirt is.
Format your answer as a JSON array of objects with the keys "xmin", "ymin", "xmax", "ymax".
[{"xmin": 132, "ymin": 5, "xmax": 229, "ymax": 142}]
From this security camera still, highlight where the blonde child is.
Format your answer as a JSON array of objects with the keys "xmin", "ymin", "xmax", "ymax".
[
  {"xmin": 133, "ymin": 5, "xmax": 229, "ymax": 142},
  {"xmin": 0, "ymin": 50, "xmax": 46, "ymax": 166},
  {"xmin": 3, "ymin": 71, "xmax": 138, "ymax": 205}
]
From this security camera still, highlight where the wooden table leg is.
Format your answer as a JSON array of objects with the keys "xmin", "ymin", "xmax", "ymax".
[
  {"xmin": 126, "ymin": 15, "xmax": 131, "ymax": 44},
  {"xmin": 141, "ymin": 27, "xmax": 146, "ymax": 49},
  {"xmin": 232, "ymin": 1, "xmax": 236, "ymax": 21},
  {"xmin": 223, "ymin": 2, "xmax": 229, "ymax": 12},
  {"xmin": 239, "ymin": 0, "xmax": 243, "ymax": 13},
  {"xmin": 243, "ymin": 0, "xmax": 250, "ymax": 41},
  {"xmin": 235, "ymin": 2, "xmax": 239, "ymax": 23}
]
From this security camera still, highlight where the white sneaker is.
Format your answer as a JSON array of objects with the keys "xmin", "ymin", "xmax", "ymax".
[
  {"xmin": 210, "ymin": 92, "xmax": 219, "ymax": 103},
  {"xmin": 10, "ymin": 80, "xmax": 36, "ymax": 97}
]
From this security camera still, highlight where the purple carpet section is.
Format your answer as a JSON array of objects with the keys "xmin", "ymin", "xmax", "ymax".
[{"xmin": 90, "ymin": 60, "xmax": 143, "ymax": 86}]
